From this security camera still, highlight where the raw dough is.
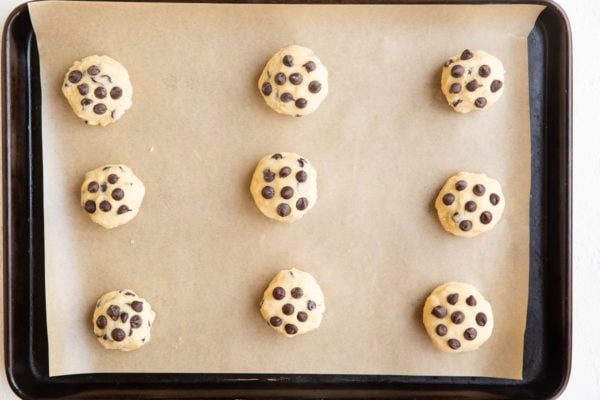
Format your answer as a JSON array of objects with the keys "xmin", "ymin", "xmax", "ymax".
[
  {"xmin": 440, "ymin": 49, "xmax": 505, "ymax": 113},
  {"xmin": 81, "ymin": 164, "xmax": 145, "ymax": 229},
  {"xmin": 92, "ymin": 290, "xmax": 156, "ymax": 351},
  {"xmin": 260, "ymin": 268, "xmax": 325, "ymax": 337},
  {"xmin": 258, "ymin": 45, "xmax": 329, "ymax": 116},
  {"xmin": 250, "ymin": 152, "xmax": 317, "ymax": 223},
  {"xmin": 62, "ymin": 55, "xmax": 133, "ymax": 126},
  {"xmin": 422, "ymin": 282, "xmax": 494, "ymax": 353},
  {"xmin": 435, "ymin": 172, "xmax": 505, "ymax": 238}
]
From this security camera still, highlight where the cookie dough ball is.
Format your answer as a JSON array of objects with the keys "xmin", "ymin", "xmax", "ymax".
[
  {"xmin": 441, "ymin": 49, "xmax": 505, "ymax": 113},
  {"xmin": 93, "ymin": 290, "xmax": 156, "ymax": 351},
  {"xmin": 62, "ymin": 55, "xmax": 133, "ymax": 126},
  {"xmin": 81, "ymin": 164, "xmax": 145, "ymax": 229},
  {"xmin": 250, "ymin": 153, "xmax": 317, "ymax": 223},
  {"xmin": 260, "ymin": 269, "xmax": 325, "ymax": 337},
  {"xmin": 423, "ymin": 282, "xmax": 494, "ymax": 353},
  {"xmin": 258, "ymin": 45, "xmax": 329, "ymax": 116},
  {"xmin": 435, "ymin": 172, "xmax": 505, "ymax": 238}
]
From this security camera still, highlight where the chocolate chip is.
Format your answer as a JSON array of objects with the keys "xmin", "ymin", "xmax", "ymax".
[
  {"xmin": 466, "ymin": 295, "xmax": 477, "ymax": 306},
  {"xmin": 108, "ymin": 174, "xmax": 119, "ymax": 184},
  {"xmin": 303, "ymin": 61, "xmax": 316, "ymax": 72},
  {"xmin": 117, "ymin": 205, "xmax": 131, "ymax": 215},
  {"xmin": 280, "ymin": 92, "xmax": 293, "ymax": 103},
  {"xmin": 87, "ymin": 65, "xmax": 100, "ymax": 76},
  {"xmin": 432, "ymin": 305, "xmax": 447, "ymax": 318},
  {"xmin": 291, "ymin": 287, "xmax": 304, "ymax": 298},
  {"xmin": 96, "ymin": 315, "xmax": 107, "ymax": 329},
  {"xmin": 81, "ymin": 98, "xmax": 93, "ymax": 106},
  {"xmin": 282, "ymin": 55, "xmax": 293, "ymax": 67},
  {"xmin": 464, "ymin": 328, "xmax": 478, "ymax": 340},
  {"xmin": 93, "ymin": 103, "xmax": 107, "ymax": 115},
  {"xmin": 282, "ymin": 303, "xmax": 294, "ymax": 315},
  {"xmin": 307, "ymin": 300, "xmax": 317, "ymax": 310},
  {"xmin": 296, "ymin": 171, "xmax": 307, "ymax": 182},
  {"xmin": 295, "ymin": 98, "xmax": 307, "ymax": 109},
  {"xmin": 448, "ymin": 338, "xmax": 461, "ymax": 350},
  {"xmin": 87, "ymin": 182, "xmax": 100, "ymax": 194},
  {"xmin": 263, "ymin": 169, "xmax": 275, "ymax": 182},
  {"xmin": 94, "ymin": 87, "xmax": 107, "ymax": 99},
  {"xmin": 111, "ymin": 188, "xmax": 124, "ymax": 201},
  {"xmin": 107, "ymin": 305, "xmax": 120, "ymax": 321},
  {"xmin": 277, "ymin": 203, "xmax": 291, "ymax": 217},
  {"xmin": 461, "ymin": 49, "xmax": 474, "ymax": 60},
  {"xmin": 308, "ymin": 81, "xmax": 321, "ymax": 93},
  {"xmin": 449, "ymin": 83, "xmax": 461, "ymax": 94},
  {"xmin": 120, "ymin": 312, "xmax": 129, "ymax": 323},
  {"xmin": 269, "ymin": 316, "xmax": 282, "ymax": 327},
  {"xmin": 490, "ymin": 193, "xmax": 500, "ymax": 205},
  {"xmin": 279, "ymin": 167, "xmax": 291, "ymax": 178},
  {"xmin": 272, "ymin": 287, "xmax": 286, "ymax": 300},
  {"xmin": 131, "ymin": 301, "xmax": 143, "ymax": 312},
  {"xmin": 473, "ymin": 98, "xmax": 487, "ymax": 110},
  {"xmin": 296, "ymin": 197, "xmax": 309, "ymax": 211},
  {"xmin": 289, "ymin": 73, "xmax": 303, "ymax": 85},
  {"xmin": 442, "ymin": 193, "xmax": 455, "ymax": 206},
  {"xmin": 491, "ymin": 80, "xmax": 503, "ymax": 93},
  {"xmin": 444, "ymin": 59, "xmax": 453, "ymax": 68},
  {"xmin": 272, "ymin": 153, "xmax": 283, "ymax": 160},
  {"xmin": 452, "ymin": 99, "xmax": 463, "ymax": 108},
  {"xmin": 130, "ymin": 315, "xmax": 142, "ymax": 329},
  {"xmin": 455, "ymin": 180, "xmax": 467, "ymax": 191},
  {"xmin": 77, "ymin": 83, "xmax": 89, "ymax": 95},
  {"xmin": 436, "ymin": 324, "xmax": 447, "ymax": 336},
  {"xmin": 261, "ymin": 186, "xmax": 275, "ymax": 199},
  {"xmin": 451, "ymin": 311, "xmax": 465, "ymax": 324},
  {"xmin": 451, "ymin": 65, "xmax": 464, "ymax": 78},
  {"xmin": 111, "ymin": 328, "xmax": 126, "ymax": 342},
  {"xmin": 110, "ymin": 86, "xmax": 123, "ymax": 99},
  {"xmin": 297, "ymin": 311, "xmax": 308, "ymax": 322},
  {"xmin": 125, "ymin": 291, "xmax": 135, "ymax": 296},
  {"xmin": 101, "ymin": 183, "xmax": 107, "ymax": 192},
  {"xmin": 84, "ymin": 200, "xmax": 96, "ymax": 213},
  {"xmin": 447, "ymin": 293, "xmax": 459, "ymax": 305},
  {"xmin": 466, "ymin": 80, "xmax": 483, "ymax": 92},
  {"xmin": 473, "ymin": 184, "xmax": 486, "ymax": 196},
  {"xmin": 129, "ymin": 328, "xmax": 133, "ymax": 336},
  {"xmin": 297, "ymin": 158, "xmax": 306, "ymax": 167},
  {"xmin": 479, "ymin": 65, "xmax": 491, "ymax": 77},
  {"xmin": 281, "ymin": 186, "xmax": 294, "ymax": 199},
  {"xmin": 465, "ymin": 201, "xmax": 477, "ymax": 212},
  {"xmin": 480, "ymin": 211, "xmax": 493, "ymax": 224},
  {"xmin": 258, "ymin": 82, "xmax": 272, "ymax": 97},
  {"xmin": 99, "ymin": 200, "xmax": 112, "ymax": 212},
  {"xmin": 459, "ymin": 220, "xmax": 472, "ymax": 231},
  {"xmin": 68, "ymin": 70, "xmax": 83, "ymax": 83},
  {"xmin": 285, "ymin": 324, "xmax": 298, "ymax": 335},
  {"xmin": 476, "ymin": 312, "xmax": 487, "ymax": 326},
  {"xmin": 274, "ymin": 72, "xmax": 286, "ymax": 85},
  {"xmin": 103, "ymin": 334, "xmax": 108, "ymax": 340}
]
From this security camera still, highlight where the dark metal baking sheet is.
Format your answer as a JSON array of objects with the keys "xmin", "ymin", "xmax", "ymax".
[{"xmin": 3, "ymin": 1, "xmax": 571, "ymax": 398}]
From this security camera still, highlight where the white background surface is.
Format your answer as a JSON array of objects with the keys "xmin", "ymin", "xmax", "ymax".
[{"xmin": 0, "ymin": 0, "xmax": 597, "ymax": 398}]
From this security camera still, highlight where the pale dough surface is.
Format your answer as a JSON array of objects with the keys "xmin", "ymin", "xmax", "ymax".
[
  {"xmin": 62, "ymin": 55, "xmax": 133, "ymax": 126},
  {"xmin": 422, "ymin": 282, "xmax": 494, "ymax": 353},
  {"xmin": 258, "ymin": 45, "xmax": 329, "ymax": 116},
  {"xmin": 435, "ymin": 172, "xmax": 505, "ymax": 238},
  {"xmin": 250, "ymin": 152, "xmax": 318, "ymax": 222},
  {"xmin": 92, "ymin": 290, "xmax": 156, "ymax": 351},
  {"xmin": 80, "ymin": 164, "xmax": 145, "ymax": 229},
  {"xmin": 260, "ymin": 269, "xmax": 325, "ymax": 337},
  {"xmin": 440, "ymin": 50, "xmax": 505, "ymax": 113}
]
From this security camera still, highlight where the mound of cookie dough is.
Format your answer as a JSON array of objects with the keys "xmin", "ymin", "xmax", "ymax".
[
  {"xmin": 93, "ymin": 290, "xmax": 156, "ymax": 351},
  {"xmin": 260, "ymin": 269, "xmax": 325, "ymax": 337},
  {"xmin": 422, "ymin": 282, "xmax": 494, "ymax": 353},
  {"xmin": 435, "ymin": 172, "xmax": 505, "ymax": 238},
  {"xmin": 441, "ymin": 49, "xmax": 505, "ymax": 113},
  {"xmin": 81, "ymin": 164, "xmax": 145, "ymax": 229},
  {"xmin": 258, "ymin": 45, "xmax": 328, "ymax": 116},
  {"xmin": 62, "ymin": 55, "xmax": 133, "ymax": 126},
  {"xmin": 250, "ymin": 152, "xmax": 317, "ymax": 222}
]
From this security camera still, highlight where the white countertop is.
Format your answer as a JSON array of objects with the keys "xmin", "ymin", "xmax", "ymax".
[{"xmin": 0, "ymin": 0, "xmax": 596, "ymax": 398}]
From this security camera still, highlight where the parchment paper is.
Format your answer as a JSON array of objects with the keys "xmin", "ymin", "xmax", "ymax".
[{"xmin": 29, "ymin": 1, "xmax": 543, "ymax": 379}]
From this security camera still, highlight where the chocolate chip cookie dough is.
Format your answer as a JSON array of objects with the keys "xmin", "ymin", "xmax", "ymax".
[
  {"xmin": 93, "ymin": 290, "xmax": 156, "ymax": 351},
  {"xmin": 441, "ymin": 49, "xmax": 505, "ymax": 113},
  {"xmin": 250, "ymin": 152, "xmax": 317, "ymax": 222},
  {"xmin": 435, "ymin": 172, "xmax": 505, "ymax": 238},
  {"xmin": 260, "ymin": 269, "xmax": 325, "ymax": 337},
  {"xmin": 81, "ymin": 164, "xmax": 145, "ymax": 229},
  {"xmin": 62, "ymin": 55, "xmax": 133, "ymax": 126},
  {"xmin": 258, "ymin": 45, "xmax": 329, "ymax": 116},
  {"xmin": 422, "ymin": 282, "xmax": 494, "ymax": 353}
]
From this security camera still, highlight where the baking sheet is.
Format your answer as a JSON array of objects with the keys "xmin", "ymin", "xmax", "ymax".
[{"xmin": 28, "ymin": 1, "xmax": 543, "ymax": 379}]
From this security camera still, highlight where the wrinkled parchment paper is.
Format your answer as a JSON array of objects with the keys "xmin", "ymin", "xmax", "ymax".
[{"xmin": 29, "ymin": 1, "xmax": 543, "ymax": 379}]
